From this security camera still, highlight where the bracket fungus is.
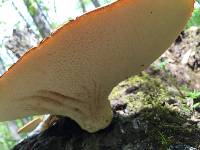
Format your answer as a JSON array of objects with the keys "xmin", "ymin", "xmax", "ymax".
[{"xmin": 0, "ymin": 0, "xmax": 194, "ymax": 132}]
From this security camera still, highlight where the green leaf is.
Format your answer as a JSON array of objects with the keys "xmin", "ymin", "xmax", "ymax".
[{"xmin": 192, "ymin": 102, "xmax": 200, "ymax": 109}]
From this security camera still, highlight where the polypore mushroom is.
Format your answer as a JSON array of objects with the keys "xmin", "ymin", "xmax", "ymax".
[{"xmin": 0, "ymin": 0, "xmax": 194, "ymax": 132}]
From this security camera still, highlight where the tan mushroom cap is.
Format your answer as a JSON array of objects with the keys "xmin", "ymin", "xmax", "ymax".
[{"xmin": 0, "ymin": 0, "xmax": 194, "ymax": 132}]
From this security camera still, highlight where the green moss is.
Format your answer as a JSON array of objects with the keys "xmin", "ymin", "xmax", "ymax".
[
  {"xmin": 139, "ymin": 105, "xmax": 199, "ymax": 148},
  {"xmin": 110, "ymin": 73, "xmax": 170, "ymax": 112},
  {"xmin": 109, "ymin": 72, "xmax": 200, "ymax": 148}
]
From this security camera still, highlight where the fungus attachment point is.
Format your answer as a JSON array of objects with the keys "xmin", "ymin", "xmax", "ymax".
[{"xmin": 0, "ymin": 0, "xmax": 194, "ymax": 132}]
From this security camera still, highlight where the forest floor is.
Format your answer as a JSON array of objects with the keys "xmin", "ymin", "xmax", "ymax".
[{"xmin": 12, "ymin": 27, "xmax": 200, "ymax": 150}]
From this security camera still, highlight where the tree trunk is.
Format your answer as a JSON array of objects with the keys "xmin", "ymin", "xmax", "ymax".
[
  {"xmin": 4, "ymin": 26, "xmax": 40, "ymax": 58},
  {"xmin": 79, "ymin": 0, "xmax": 86, "ymax": 13},
  {"xmin": 23, "ymin": 0, "xmax": 51, "ymax": 38},
  {"xmin": 0, "ymin": 57, "xmax": 5, "ymax": 76},
  {"xmin": 91, "ymin": 0, "xmax": 100, "ymax": 8},
  {"xmin": 34, "ymin": 0, "xmax": 52, "ymax": 28}
]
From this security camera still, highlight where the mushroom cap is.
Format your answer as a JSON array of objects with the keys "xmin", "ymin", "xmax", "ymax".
[{"xmin": 0, "ymin": 0, "xmax": 194, "ymax": 132}]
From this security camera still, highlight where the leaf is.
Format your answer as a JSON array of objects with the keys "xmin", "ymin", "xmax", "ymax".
[{"xmin": 192, "ymin": 102, "xmax": 200, "ymax": 109}]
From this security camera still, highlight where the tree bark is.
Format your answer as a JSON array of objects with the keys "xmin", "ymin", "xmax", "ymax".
[
  {"xmin": 23, "ymin": 0, "xmax": 51, "ymax": 38},
  {"xmin": 4, "ymin": 26, "xmax": 40, "ymax": 58},
  {"xmin": 34, "ymin": 0, "xmax": 52, "ymax": 28}
]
